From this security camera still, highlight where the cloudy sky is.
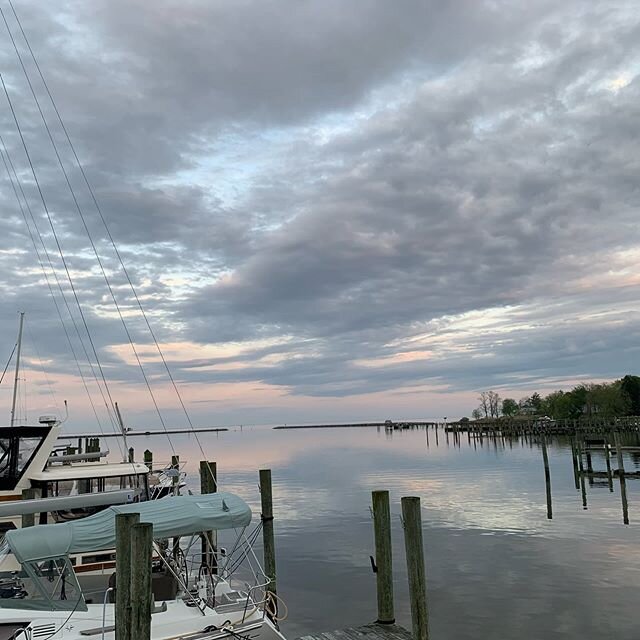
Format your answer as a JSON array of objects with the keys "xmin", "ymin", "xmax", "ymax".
[{"xmin": 0, "ymin": 0, "xmax": 638, "ymax": 430}]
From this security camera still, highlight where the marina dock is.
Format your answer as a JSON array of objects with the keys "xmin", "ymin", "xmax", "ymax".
[{"xmin": 297, "ymin": 624, "xmax": 413, "ymax": 640}]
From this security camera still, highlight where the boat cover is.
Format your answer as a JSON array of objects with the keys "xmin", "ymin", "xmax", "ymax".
[{"xmin": 5, "ymin": 492, "xmax": 251, "ymax": 563}]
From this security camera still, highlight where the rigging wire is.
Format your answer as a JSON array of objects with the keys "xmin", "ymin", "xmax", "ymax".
[
  {"xmin": 25, "ymin": 319, "xmax": 61, "ymax": 416},
  {"xmin": 0, "ymin": 342, "xmax": 16, "ymax": 387},
  {"xmin": 0, "ymin": 71, "xmax": 119, "ymax": 426},
  {"xmin": 0, "ymin": 5, "xmax": 176, "ymax": 456},
  {"xmin": 8, "ymin": 0, "xmax": 217, "ymax": 484},
  {"xmin": 0, "ymin": 136, "xmax": 117, "ymax": 450}
]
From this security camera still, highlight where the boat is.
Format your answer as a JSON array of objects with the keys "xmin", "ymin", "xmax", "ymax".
[{"xmin": 0, "ymin": 493, "xmax": 285, "ymax": 640}]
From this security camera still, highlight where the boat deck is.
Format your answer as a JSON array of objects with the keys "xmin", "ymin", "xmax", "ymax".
[{"xmin": 296, "ymin": 623, "xmax": 413, "ymax": 640}]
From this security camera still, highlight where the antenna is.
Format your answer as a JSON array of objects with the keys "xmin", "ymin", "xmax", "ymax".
[{"xmin": 10, "ymin": 312, "xmax": 24, "ymax": 427}]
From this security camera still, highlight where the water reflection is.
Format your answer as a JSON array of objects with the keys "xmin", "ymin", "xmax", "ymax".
[{"xmin": 133, "ymin": 425, "xmax": 640, "ymax": 639}]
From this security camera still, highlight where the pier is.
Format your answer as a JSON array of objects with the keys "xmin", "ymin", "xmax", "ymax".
[{"xmin": 297, "ymin": 624, "xmax": 413, "ymax": 640}]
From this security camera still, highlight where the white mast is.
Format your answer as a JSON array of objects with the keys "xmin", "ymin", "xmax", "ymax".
[{"xmin": 10, "ymin": 311, "xmax": 25, "ymax": 427}]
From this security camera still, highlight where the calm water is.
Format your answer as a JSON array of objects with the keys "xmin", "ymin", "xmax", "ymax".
[{"xmin": 132, "ymin": 425, "xmax": 640, "ymax": 639}]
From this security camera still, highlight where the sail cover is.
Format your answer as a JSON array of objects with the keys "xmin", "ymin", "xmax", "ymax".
[{"xmin": 5, "ymin": 492, "xmax": 251, "ymax": 563}]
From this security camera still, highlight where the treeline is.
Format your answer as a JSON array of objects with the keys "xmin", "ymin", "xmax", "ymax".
[{"xmin": 471, "ymin": 375, "xmax": 640, "ymax": 421}]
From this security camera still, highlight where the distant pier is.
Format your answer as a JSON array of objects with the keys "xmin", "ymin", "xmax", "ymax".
[{"xmin": 274, "ymin": 421, "xmax": 438, "ymax": 430}]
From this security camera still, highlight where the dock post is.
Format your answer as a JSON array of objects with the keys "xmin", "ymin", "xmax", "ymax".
[
  {"xmin": 144, "ymin": 449, "xmax": 153, "ymax": 471},
  {"xmin": 401, "ymin": 496, "xmax": 429, "ymax": 640},
  {"xmin": 570, "ymin": 439, "xmax": 580, "ymax": 489},
  {"xmin": 115, "ymin": 512, "xmax": 140, "ymax": 640},
  {"xmin": 21, "ymin": 488, "xmax": 40, "ymax": 528},
  {"xmin": 259, "ymin": 469, "xmax": 277, "ymax": 610},
  {"xmin": 128, "ymin": 447, "xmax": 135, "ymax": 463},
  {"xmin": 542, "ymin": 438, "xmax": 552, "ymax": 519},
  {"xmin": 200, "ymin": 461, "xmax": 218, "ymax": 573},
  {"xmin": 372, "ymin": 490, "xmax": 395, "ymax": 624},
  {"xmin": 613, "ymin": 432, "xmax": 629, "ymax": 525},
  {"xmin": 130, "ymin": 522, "xmax": 153, "ymax": 640},
  {"xmin": 171, "ymin": 455, "xmax": 180, "ymax": 494}
]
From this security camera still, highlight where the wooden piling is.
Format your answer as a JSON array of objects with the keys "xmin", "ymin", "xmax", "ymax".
[
  {"xmin": 372, "ymin": 490, "xmax": 394, "ymax": 624},
  {"xmin": 401, "ymin": 496, "xmax": 429, "ymax": 640},
  {"xmin": 21, "ymin": 488, "xmax": 40, "ymax": 528},
  {"xmin": 130, "ymin": 522, "xmax": 153, "ymax": 640},
  {"xmin": 144, "ymin": 449, "xmax": 153, "ymax": 471},
  {"xmin": 200, "ymin": 461, "xmax": 218, "ymax": 573},
  {"xmin": 171, "ymin": 455, "xmax": 180, "ymax": 493},
  {"xmin": 128, "ymin": 447, "xmax": 135, "ymax": 463},
  {"xmin": 542, "ymin": 438, "xmax": 552, "ymax": 520},
  {"xmin": 115, "ymin": 512, "xmax": 140, "ymax": 640},
  {"xmin": 259, "ymin": 469, "xmax": 277, "ymax": 603}
]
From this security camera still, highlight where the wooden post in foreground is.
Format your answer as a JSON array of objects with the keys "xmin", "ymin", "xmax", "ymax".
[
  {"xmin": 200, "ymin": 461, "xmax": 218, "ymax": 573},
  {"xmin": 144, "ymin": 449, "xmax": 153, "ymax": 471},
  {"xmin": 115, "ymin": 513, "xmax": 140, "ymax": 640},
  {"xmin": 542, "ymin": 438, "xmax": 552, "ymax": 520},
  {"xmin": 401, "ymin": 496, "xmax": 429, "ymax": 640},
  {"xmin": 130, "ymin": 522, "xmax": 153, "ymax": 640},
  {"xmin": 372, "ymin": 490, "xmax": 394, "ymax": 624},
  {"xmin": 259, "ymin": 469, "xmax": 277, "ymax": 605},
  {"xmin": 21, "ymin": 488, "xmax": 40, "ymax": 528}
]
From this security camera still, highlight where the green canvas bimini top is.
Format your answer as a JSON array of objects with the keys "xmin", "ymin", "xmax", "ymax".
[{"xmin": 5, "ymin": 492, "xmax": 251, "ymax": 563}]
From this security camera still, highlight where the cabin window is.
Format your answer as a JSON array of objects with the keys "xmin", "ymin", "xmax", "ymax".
[{"xmin": 0, "ymin": 429, "xmax": 48, "ymax": 490}]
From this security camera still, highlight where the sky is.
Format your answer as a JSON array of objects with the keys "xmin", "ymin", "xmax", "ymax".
[{"xmin": 0, "ymin": 0, "xmax": 639, "ymax": 431}]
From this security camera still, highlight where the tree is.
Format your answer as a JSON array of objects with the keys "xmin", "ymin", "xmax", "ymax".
[
  {"xmin": 502, "ymin": 398, "xmax": 518, "ymax": 417},
  {"xmin": 620, "ymin": 375, "xmax": 640, "ymax": 415},
  {"xmin": 471, "ymin": 408, "xmax": 483, "ymax": 420},
  {"xmin": 488, "ymin": 391, "xmax": 501, "ymax": 418},
  {"xmin": 478, "ymin": 390, "xmax": 501, "ymax": 418}
]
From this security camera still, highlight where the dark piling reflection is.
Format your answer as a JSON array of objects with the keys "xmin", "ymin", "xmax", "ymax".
[{"xmin": 542, "ymin": 438, "xmax": 552, "ymax": 520}]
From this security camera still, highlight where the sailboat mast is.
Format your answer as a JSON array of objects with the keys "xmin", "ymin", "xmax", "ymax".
[{"xmin": 10, "ymin": 312, "xmax": 25, "ymax": 427}]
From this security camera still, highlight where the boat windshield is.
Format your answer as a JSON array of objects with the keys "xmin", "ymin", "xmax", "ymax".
[
  {"xmin": 0, "ymin": 543, "xmax": 85, "ymax": 611},
  {"xmin": 0, "ymin": 427, "xmax": 49, "ymax": 490}
]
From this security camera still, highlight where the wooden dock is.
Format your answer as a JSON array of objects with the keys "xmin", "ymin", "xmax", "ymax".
[
  {"xmin": 274, "ymin": 421, "xmax": 437, "ymax": 430},
  {"xmin": 296, "ymin": 623, "xmax": 413, "ymax": 640}
]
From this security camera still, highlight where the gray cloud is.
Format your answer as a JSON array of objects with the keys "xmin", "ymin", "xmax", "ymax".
[{"xmin": 0, "ymin": 0, "xmax": 639, "ymax": 423}]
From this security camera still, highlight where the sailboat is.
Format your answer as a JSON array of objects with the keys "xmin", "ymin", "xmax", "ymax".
[
  {"xmin": 0, "ymin": 6, "xmax": 290, "ymax": 639},
  {"xmin": 0, "ymin": 493, "xmax": 286, "ymax": 640}
]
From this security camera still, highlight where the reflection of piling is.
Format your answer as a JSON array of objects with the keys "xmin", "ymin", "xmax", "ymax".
[
  {"xmin": 401, "ymin": 496, "xmax": 429, "ymax": 640},
  {"xmin": 605, "ymin": 444, "xmax": 614, "ymax": 492},
  {"xmin": 542, "ymin": 438, "xmax": 552, "ymax": 520},
  {"xmin": 577, "ymin": 441, "xmax": 587, "ymax": 509},
  {"xmin": 570, "ymin": 439, "xmax": 580, "ymax": 489},
  {"xmin": 613, "ymin": 432, "xmax": 629, "ymax": 525},
  {"xmin": 372, "ymin": 491, "xmax": 394, "ymax": 624}
]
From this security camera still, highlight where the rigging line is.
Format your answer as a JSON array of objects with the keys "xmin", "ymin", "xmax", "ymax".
[
  {"xmin": 0, "ymin": 144, "xmax": 115, "ymax": 445},
  {"xmin": 0, "ymin": 139, "xmax": 115, "ymax": 447},
  {"xmin": 7, "ymin": 2, "xmax": 221, "ymax": 487},
  {"xmin": 8, "ymin": 0, "xmax": 214, "ymax": 475},
  {"xmin": 0, "ymin": 87, "xmax": 123, "ymax": 446},
  {"xmin": 0, "ymin": 342, "xmax": 17, "ymax": 386},
  {"xmin": 25, "ymin": 318, "xmax": 61, "ymax": 416},
  {"xmin": 1, "ymin": 7, "xmax": 176, "ymax": 456}
]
